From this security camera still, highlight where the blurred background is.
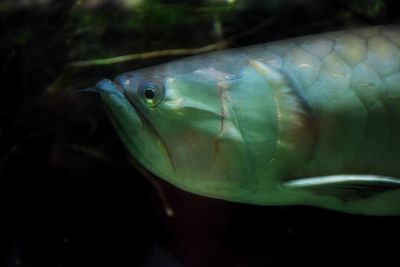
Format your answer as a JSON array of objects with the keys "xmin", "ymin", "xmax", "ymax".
[{"xmin": 1, "ymin": 0, "xmax": 400, "ymax": 266}]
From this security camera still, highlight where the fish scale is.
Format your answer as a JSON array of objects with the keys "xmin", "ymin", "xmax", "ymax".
[
  {"xmin": 257, "ymin": 26, "xmax": 400, "ymax": 178},
  {"xmin": 236, "ymin": 26, "xmax": 397, "ymax": 177}
]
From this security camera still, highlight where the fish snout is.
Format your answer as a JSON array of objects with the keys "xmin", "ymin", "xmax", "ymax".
[{"xmin": 94, "ymin": 79, "xmax": 124, "ymax": 95}]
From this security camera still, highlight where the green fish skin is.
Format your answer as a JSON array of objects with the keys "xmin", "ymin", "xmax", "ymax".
[{"xmin": 95, "ymin": 25, "xmax": 400, "ymax": 215}]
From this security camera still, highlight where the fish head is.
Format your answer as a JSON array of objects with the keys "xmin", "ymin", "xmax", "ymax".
[
  {"xmin": 95, "ymin": 61, "xmax": 255, "ymax": 200},
  {"xmin": 95, "ymin": 55, "xmax": 316, "ymax": 202}
]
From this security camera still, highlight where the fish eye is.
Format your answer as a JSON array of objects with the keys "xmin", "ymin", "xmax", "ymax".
[{"xmin": 137, "ymin": 79, "xmax": 165, "ymax": 107}]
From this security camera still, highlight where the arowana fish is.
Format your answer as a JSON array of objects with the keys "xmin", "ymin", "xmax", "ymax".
[{"xmin": 92, "ymin": 25, "xmax": 400, "ymax": 215}]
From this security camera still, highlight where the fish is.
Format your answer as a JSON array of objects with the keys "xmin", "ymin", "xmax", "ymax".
[{"xmin": 93, "ymin": 25, "xmax": 400, "ymax": 215}]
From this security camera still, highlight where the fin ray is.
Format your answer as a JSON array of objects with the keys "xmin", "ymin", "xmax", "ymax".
[{"xmin": 283, "ymin": 175, "xmax": 400, "ymax": 202}]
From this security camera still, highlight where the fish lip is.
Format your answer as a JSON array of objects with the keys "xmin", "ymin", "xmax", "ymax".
[
  {"xmin": 94, "ymin": 78, "xmax": 124, "ymax": 95},
  {"xmin": 113, "ymin": 74, "xmax": 177, "ymax": 173},
  {"xmin": 99, "ymin": 76, "xmax": 158, "ymax": 145},
  {"xmin": 101, "ymin": 76, "xmax": 177, "ymax": 174}
]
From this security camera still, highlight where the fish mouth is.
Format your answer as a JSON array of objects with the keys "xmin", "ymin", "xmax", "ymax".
[
  {"xmin": 96, "ymin": 79, "xmax": 175, "ymax": 175},
  {"xmin": 123, "ymin": 98, "xmax": 177, "ymax": 173}
]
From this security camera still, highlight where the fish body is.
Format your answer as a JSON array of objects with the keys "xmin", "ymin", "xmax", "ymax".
[{"xmin": 95, "ymin": 25, "xmax": 400, "ymax": 215}]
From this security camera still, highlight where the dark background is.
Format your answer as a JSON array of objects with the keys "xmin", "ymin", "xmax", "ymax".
[{"xmin": 1, "ymin": 0, "xmax": 400, "ymax": 266}]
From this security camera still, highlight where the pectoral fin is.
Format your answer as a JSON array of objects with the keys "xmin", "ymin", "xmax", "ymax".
[{"xmin": 283, "ymin": 175, "xmax": 400, "ymax": 202}]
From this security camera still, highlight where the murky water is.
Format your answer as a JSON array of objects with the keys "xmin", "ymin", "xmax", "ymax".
[{"xmin": 1, "ymin": 1, "xmax": 400, "ymax": 266}]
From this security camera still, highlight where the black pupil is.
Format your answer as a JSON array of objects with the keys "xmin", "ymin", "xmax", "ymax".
[{"xmin": 144, "ymin": 88, "xmax": 155, "ymax": 99}]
